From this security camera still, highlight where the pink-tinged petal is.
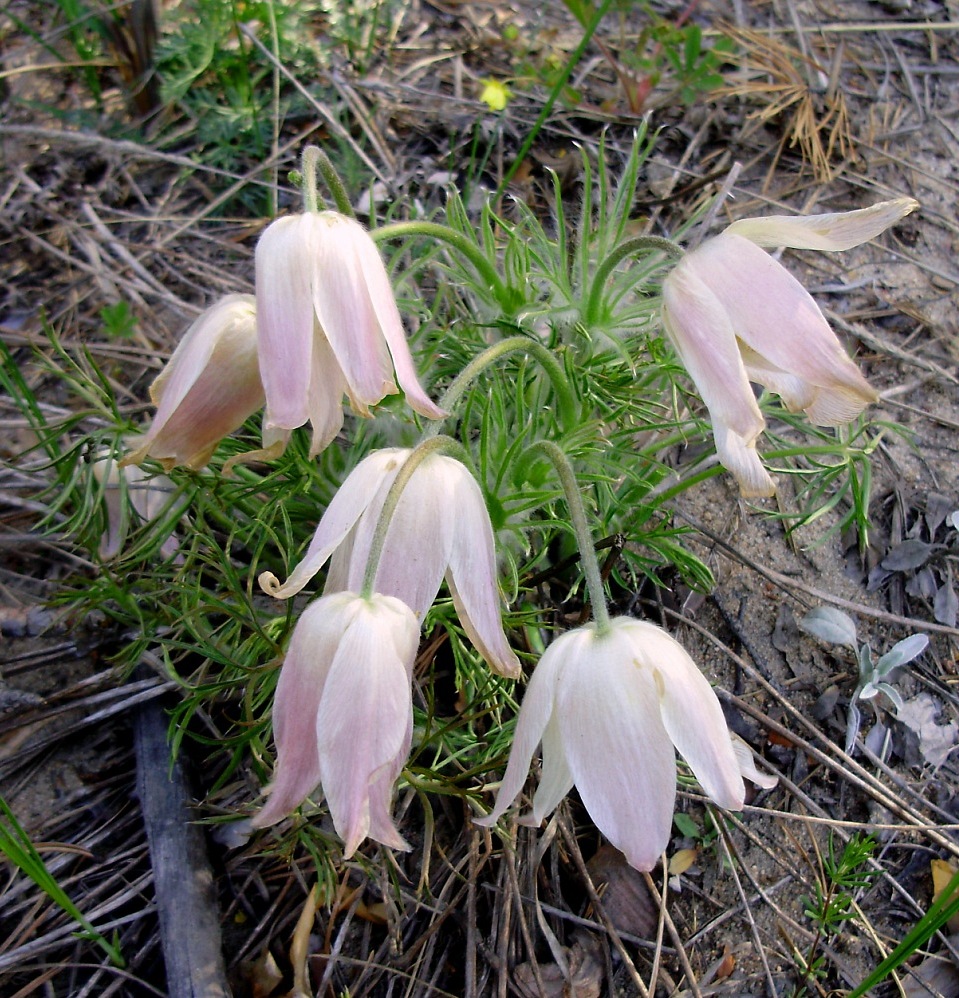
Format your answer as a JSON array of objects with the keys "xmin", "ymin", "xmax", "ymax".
[
  {"xmin": 259, "ymin": 449, "xmax": 408, "ymax": 599},
  {"xmin": 740, "ymin": 344, "xmax": 816, "ymax": 414},
  {"xmin": 315, "ymin": 595, "xmax": 418, "ymax": 856},
  {"xmin": 475, "ymin": 643, "xmax": 565, "ymax": 828},
  {"xmin": 690, "ymin": 235, "xmax": 878, "ymax": 425},
  {"xmin": 251, "ymin": 595, "xmax": 360, "ymax": 828},
  {"xmin": 366, "ymin": 454, "xmax": 455, "ymax": 620},
  {"xmin": 256, "ymin": 215, "xmax": 317, "ymax": 432},
  {"xmin": 725, "ymin": 198, "xmax": 918, "ymax": 251},
  {"xmin": 443, "ymin": 460, "xmax": 520, "ymax": 677},
  {"xmin": 305, "ymin": 330, "xmax": 348, "ymax": 456},
  {"xmin": 619, "ymin": 620, "xmax": 745, "ymax": 811},
  {"xmin": 123, "ymin": 295, "xmax": 262, "ymax": 470},
  {"xmin": 359, "ymin": 235, "xmax": 446, "ymax": 420},
  {"xmin": 307, "ymin": 213, "xmax": 396, "ymax": 412},
  {"xmin": 555, "ymin": 625, "xmax": 676, "ymax": 872},
  {"xmin": 366, "ymin": 767, "xmax": 412, "ymax": 853},
  {"xmin": 662, "ymin": 259, "xmax": 771, "ymax": 496},
  {"xmin": 712, "ymin": 421, "xmax": 776, "ymax": 499}
]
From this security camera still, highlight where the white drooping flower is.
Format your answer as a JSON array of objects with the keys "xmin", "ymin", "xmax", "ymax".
[
  {"xmin": 251, "ymin": 592, "xmax": 419, "ymax": 857},
  {"xmin": 122, "ymin": 294, "xmax": 268, "ymax": 471},
  {"xmin": 661, "ymin": 198, "xmax": 919, "ymax": 496},
  {"xmin": 255, "ymin": 211, "xmax": 444, "ymax": 457},
  {"xmin": 477, "ymin": 617, "xmax": 776, "ymax": 872}
]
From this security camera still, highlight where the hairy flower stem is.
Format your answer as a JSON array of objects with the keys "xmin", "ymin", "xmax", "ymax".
[
  {"xmin": 584, "ymin": 235, "xmax": 684, "ymax": 327},
  {"xmin": 370, "ymin": 221, "xmax": 512, "ymax": 311},
  {"xmin": 424, "ymin": 335, "xmax": 578, "ymax": 437},
  {"xmin": 301, "ymin": 146, "xmax": 355, "ymax": 218},
  {"xmin": 529, "ymin": 440, "xmax": 611, "ymax": 636},
  {"xmin": 360, "ymin": 435, "xmax": 468, "ymax": 599}
]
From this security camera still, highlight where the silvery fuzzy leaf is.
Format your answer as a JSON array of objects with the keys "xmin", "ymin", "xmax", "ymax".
[
  {"xmin": 949, "ymin": 510, "xmax": 959, "ymax": 532},
  {"xmin": 881, "ymin": 539, "xmax": 932, "ymax": 572},
  {"xmin": 858, "ymin": 680, "xmax": 880, "ymax": 700},
  {"xmin": 906, "ymin": 566, "xmax": 937, "ymax": 599},
  {"xmin": 876, "ymin": 633, "xmax": 929, "ymax": 674},
  {"xmin": 934, "ymin": 583, "xmax": 958, "ymax": 627},
  {"xmin": 877, "ymin": 682, "xmax": 905, "ymax": 712},
  {"xmin": 799, "ymin": 607, "xmax": 858, "ymax": 650},
  {"xmin": 896, "ymin": 694, "xmax": 959, "ymax": 769},
  {"xmin": 925, "ymin": 494, "xmax": 955, "ymax": 536}
]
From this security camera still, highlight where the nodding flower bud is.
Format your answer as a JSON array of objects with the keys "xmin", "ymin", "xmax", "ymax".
[
  {"xmin": 251, "ymin": 592, "xmax": 419, "ymax": 858},
  {"xmin": 122, "ymin": 294, "xmax": 264, "ymax": 471},
  {"xmin": 255, "ymin": 211, "xmax": 445, "ymax": 457}
]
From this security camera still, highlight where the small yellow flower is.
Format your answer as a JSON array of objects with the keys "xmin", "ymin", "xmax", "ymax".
[{"xmin": 480, "ymin": 79, "xmax": 511, "ymax": 112}]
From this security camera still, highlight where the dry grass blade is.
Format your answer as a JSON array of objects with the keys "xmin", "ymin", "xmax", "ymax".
[{"xmin": 719, "ymin": 25, "xmax": 855, "ymax": 181}]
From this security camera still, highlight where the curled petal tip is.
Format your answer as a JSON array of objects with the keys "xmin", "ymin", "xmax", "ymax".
[{"xmin": 258, "ymin": 571, "xmax": 284, "ymax": 597}]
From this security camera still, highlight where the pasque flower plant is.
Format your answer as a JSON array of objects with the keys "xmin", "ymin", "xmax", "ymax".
[{"xmin": 661, "ymin": 198, "xmax": 918, "ymax": 497}]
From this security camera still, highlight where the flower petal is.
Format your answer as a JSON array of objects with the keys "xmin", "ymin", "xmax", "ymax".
[
  {"xmin": 443, "ymin": 459, "xmax": 520, "ymax": 678},
  {"xmin": 725, "ymin": 198, "xmax": 918, "ymax": 251},
  {"xmin": 251, "ymin": 594, "xmax": 359, "ymax": 828},
  {"xmin": 730, "ymin": 733, "xmax": 778, "ymax": 791},
  {"xmin": 555, "ymin": 625, "xmax": 676, "ymax": 872},
  {"xmin": 475, "ymin": 642, "xmax": 565, "ymax": 828},
  {"xmin": 308, "ymin": 213, "xmax": 397, "ymax": 412},
  {"xmin": 259, "ymin": 449, "xmax": 408, "ymax": 599},
  {"xmin": 257, "ymin": 215, "xmax": 317, "ymax": 432},
  {"xmin": 124, "ymin": 295, "xmax": 262, "ymax": 470},
  {"xmin": 362, "ymin": 454, "xmax": 455, "ymax": 621},
  {"xmin": 712, "ymin": 420, "xmax": 777, "ymax": 499},
  {"xmin": 662, "ymin": 258, "xmax": 774, "ymax": 497},
  {"xmin": 305, "ymin": 330, "xmax": 348, "ymax": 456},
  {"xmin": 531, "ymin": 712, "xmax": 574, "ymax": 822},
  {"xmin": 619, "ymin": 620, "xmax": 745, "ymax": 811},
  {"xmin": 358, "ymin": 234, "xmax": 446, "ymax": 420}
]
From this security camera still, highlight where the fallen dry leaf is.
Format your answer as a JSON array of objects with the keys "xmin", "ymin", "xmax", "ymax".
[
  {"xmin": 586, "ymin": 844, "xmax": 657, "ymax": 938},
  {"xmin": 897, "ymin": 694, "xmax": 959, "ymax": 769}
]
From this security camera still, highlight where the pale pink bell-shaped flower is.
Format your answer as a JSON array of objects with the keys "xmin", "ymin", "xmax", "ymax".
[
  {"xmin": 255, "ymin": 211, "xmax": 445, "ymax": 457},
  {"xmin": 251, "ymin": 591, "xmax": 419, "ymax": 856},
  {"xmin": 476, "ymin": 617, "xmax": 772, "ymax": 872},
  {"xmin": 122, "ymin": 294, "xmax": 271, "ymax": 471},
  {"xmin": 661, "ymin": 198, "xmax": 918, "ymax": 497},
  {"xmin": 258, "ymin": 448, "xmax": 520, "ymax": 679},
  {"xmin": 92, "ymin": 455, "xmax": 182, "ymax": 561}
]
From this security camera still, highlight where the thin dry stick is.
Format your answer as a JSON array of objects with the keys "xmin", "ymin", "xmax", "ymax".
[
  {"xmin": 713, "ymin": 813, "xmax": 779, "ymax": 998},
  {"xmin": 645, "ymin": 863, "xmax": 668, "ymax": 995},
  {"xmin": 642, "ymin": 867, "xmax": 704, "ymax": 998},
  {"xmin": 466, "ymin": 830, "xmax": 478, "ymax": 998},
  {"xmin": 494, "ymin": 850, "xmax": 512, "ymax": 998},
  {"xmin": 503, "ymin": 828, "xmax": 550, "ymax": 998},
  {"xmin": 555, "ymin": 819, "xmax": 651, "ymax": 998}
]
